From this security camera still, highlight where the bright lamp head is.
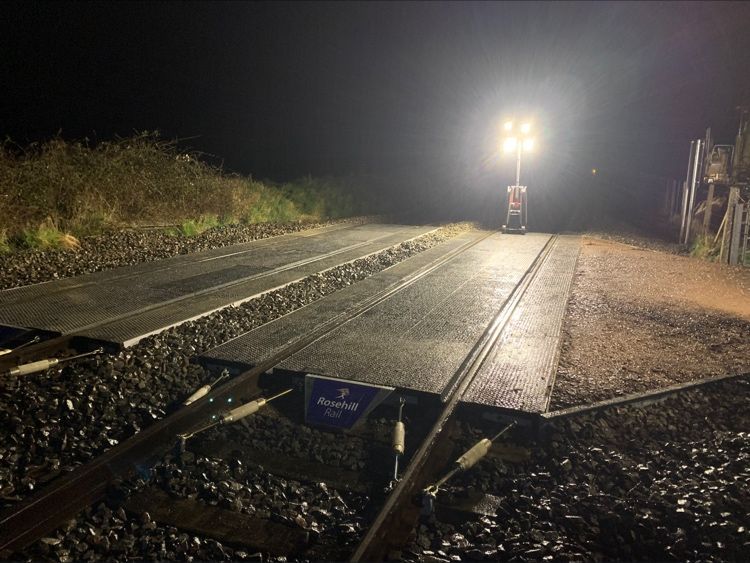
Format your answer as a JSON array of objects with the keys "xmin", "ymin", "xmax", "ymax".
[
  {"xmin": 503, "ymin": 137, "xmax": 518, "ymax": 154},
  {"xmin": 503, "ymin": 121, "xmax": 514, "ymax": 132}
]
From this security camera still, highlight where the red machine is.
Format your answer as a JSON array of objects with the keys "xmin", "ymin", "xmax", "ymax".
[{"xmin": 502, "ymin": 185, "xmax": 527, "ymax": 234}]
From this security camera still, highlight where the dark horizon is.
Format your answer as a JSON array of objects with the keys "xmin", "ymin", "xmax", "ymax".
[{"xmin": 2, "ymin": 1, "xmax": 750, "ymax": 228}]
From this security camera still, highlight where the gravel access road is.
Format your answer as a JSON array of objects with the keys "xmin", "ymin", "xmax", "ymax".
[{"xmin": 552, "ymin": 236, "xmax": 750, "ymax": 409}]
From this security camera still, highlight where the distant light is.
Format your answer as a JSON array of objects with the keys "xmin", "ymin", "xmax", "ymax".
[
  {"xmin": 592, "ymin": 168, "xmax": 598, "ymax": 175},
  {"xmin": 520, "ymin": 123, "xmax": 531, "ymax": 134},
  {"xmin": 504, "ymin": 121, "xmax": 514, "ymax": 132},
  {"xmin": 522, "ymin": 138, "xmax": 534, "ymax": 152},
  {"xmin": 503, "ymin": 137, "xmax": 518, "ymax": 153}
]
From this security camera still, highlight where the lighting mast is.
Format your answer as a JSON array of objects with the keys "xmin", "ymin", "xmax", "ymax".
[{"xmin": 501, "ymin": 120, "xmax": 534, "ymax": 233}]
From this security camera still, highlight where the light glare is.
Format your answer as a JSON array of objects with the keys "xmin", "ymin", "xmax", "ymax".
[
  {"xmin": 523, "ymin": 138, "xmax": 534, "ymax": 151},
  {"xmin": 503, "ymin": 121, "xmax": 514, "ymax": 132},
  {"xmin": 503, "ymin": 137, "xmax": 518, "ymax": 153},
  {"xmin": 521, "ymin": 123, "xmax": 531, "ymax": 134}
]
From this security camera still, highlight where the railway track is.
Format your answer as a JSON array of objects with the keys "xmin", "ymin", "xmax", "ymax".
[
  {"xmin": 0, "ymin": 228, "xmax": 543, "ymax": 557},
  {"xmin": 0, "ymin": 226, "xmax": 460, "ymax": 529},
  {"xmin": 2, "ymin": 226, "xmax": 745, "ymax": 561},
  {"xmin": 0, "ymin": 229, "xmax": 496, "ymax": 556},
  {"xmin": 0, "ymin": 230, "xmax": 561, "ymax": 559},
  {"xmin": 0, "ymin": 224, "xmax": 439, "ymax": 372},
  {"xmin": 350, "ymin": 234, "xmax": 558, "ymax": 561}
]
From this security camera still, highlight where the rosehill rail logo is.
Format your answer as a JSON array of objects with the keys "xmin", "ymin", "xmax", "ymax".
[{"xmin": 305, "ymin": 375, "xmax": 394, "ymax": 430}]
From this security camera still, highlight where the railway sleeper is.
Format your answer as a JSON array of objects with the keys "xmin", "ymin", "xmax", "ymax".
[{"xmin": 124, "ymin": 489, "xmax": 310, "ymax": 556}]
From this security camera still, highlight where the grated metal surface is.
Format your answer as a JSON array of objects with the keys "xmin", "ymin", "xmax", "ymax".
[
  {"xmin": 200, "ymin": 233, "xmax": 552, "ymax": 397},
  {"xmin": 199, "ymin": 231, "xmax": 487, "ymax": 368},
  {"xmin": 0, "ymin": 224, "xmax": 435, "ymax": 344},
  {"xmin": 461, "ymin": 235, "xmax": 581, "ymax": 412},
  {"xmin": 82, "ymin": 225, "xmax": 435, "ymax": 346},
  {"xmin": 0, "ymin": 222, "xmax": 351, "ymax": 302}
]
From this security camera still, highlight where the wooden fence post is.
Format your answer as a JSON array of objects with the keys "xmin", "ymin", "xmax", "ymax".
[
  {"xmin": 720, "ymin": 186, "xmax": 740, "ymax": 263},
  {"xmin": 703, "ymin": 184, "xmax": 715, "ymax": 234},
  {"xmin": 680, "ymin": 141, "xmax": 696, "ymax": 243},
  {"xmin": 729, "ymin": 199, "xmax": 743, "ymax": 265}
]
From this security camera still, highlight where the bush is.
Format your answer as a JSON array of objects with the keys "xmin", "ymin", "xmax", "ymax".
[
  {"xmin": 0, "ymin": 133, "xmax": 361, "ymax": 249},
  {"xmin": 690, "ymin": 234, "xmax": 720, "ymax": 261}
]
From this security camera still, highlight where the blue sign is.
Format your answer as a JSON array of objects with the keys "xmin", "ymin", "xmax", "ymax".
[{"xmin": 304, "ymin": 374, "xmax": 394, "ymax": 430}]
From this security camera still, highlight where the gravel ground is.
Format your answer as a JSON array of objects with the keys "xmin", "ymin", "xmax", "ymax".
[
  {"xmin": 552, "ymin": 237, "xmax": 750, "ymax": 409},
  {"xmin": 18, "ymin": 391, "xmax": 399, "ymax": 562},
  {"xmin": 0, "ymin": 223, "xmax": 471, "ymax": 512},
  {"xmin": 0, "ymin": 218, "xmax": 376, "ymax": 291},
  {"xmin": 580, "ymin": 230, "xmax": 684, "ymax": 255},
  {"xmin": 404, "ymin": 376, "xmax": 750, "ymax": 562},
  {"xmin": 200, "ymin": 411, "xmax": 372, "ymax": 472},
  {"xmin": 22, "ymin": 452, "xmax": 370, "ymax": 562}
]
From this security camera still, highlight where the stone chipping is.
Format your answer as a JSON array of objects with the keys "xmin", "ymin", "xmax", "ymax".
[{"xmin": 404, "ymin": 377, "xmax": 750, "ymax": 562}]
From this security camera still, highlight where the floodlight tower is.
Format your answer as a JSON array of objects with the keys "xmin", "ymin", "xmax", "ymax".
[{"xmin": 501, "ymin": 121, "xmax": 534, "ymax": 233}]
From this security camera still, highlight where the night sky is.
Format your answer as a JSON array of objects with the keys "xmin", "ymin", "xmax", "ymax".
[{"xmin": 2, "ymin": 1, "xmax": 750, "ymax": 226}]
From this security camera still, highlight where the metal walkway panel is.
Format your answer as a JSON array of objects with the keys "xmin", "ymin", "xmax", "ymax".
[
  {"xmin": 81, "ymin": 225, "xmax": 436, "ymax": 347},
  {"xmin": 0, "ymin": 224, "xmax": 435, "ymax": 344},
  {"xmin": 200, "ymin": 233, "xmax": 552, "ymax": 397},
  {"xmin": 461, "ymin": 235, "xmax": 581, "ymax": 413},
  {"xmin": 198, "ymin": 231, "xmax": 487, "ymax": 370},
  {"xmin": 0, "ymin": 222, "xmax": 357, "ymax": 333},
  {"xmin": 0, "ymin": 222, "xmax": 351, "ymax": 300}
]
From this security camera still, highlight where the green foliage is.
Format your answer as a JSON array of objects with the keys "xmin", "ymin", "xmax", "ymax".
[
  {"xmin": 0, "ymin": 133, "xmax": 361, "ymax": 250},
  {"xmin": 690, "ymin": 234, "xmax": 720, "ymax": 261},
  {"xmin": 0, "ymin": 230, "xmax": 9, "ymax": 254},
  {"xmin": 281, "ymin": 176, "xmax": 357, "ymax": 220},
  {"xmin": 172, "ymin": 215, "xmax": 222, "ymax": 237},
  {"xmin": 14, "ymin": 218, "xmax": 80, "ymax": 250}
]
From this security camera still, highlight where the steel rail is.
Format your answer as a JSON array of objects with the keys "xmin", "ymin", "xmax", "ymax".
[
  {"xmin": 351, "ymin": 234, "xmax": 559, "ymax": 562},
  {"xmin": 541, "ymin": 371, "xmax": 748, "ymax": 422},
  {"xmin": 0, "ymin": 229, "xmax": 494, "ymax": 557}
]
